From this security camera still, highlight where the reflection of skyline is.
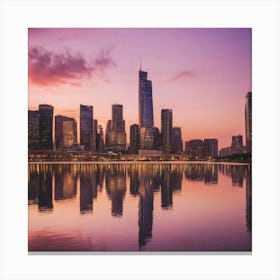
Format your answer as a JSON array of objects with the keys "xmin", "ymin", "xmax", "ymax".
[
  {"xmin": 138, "ymin": 167, "xmax": 154, "ymax": 250},
  {"xmin": 28, "ymin": 163, "xmax": 251, "ymax": 250},
  {"xmin": 105, "ymin": 165, "xmax": 126, "ymax": 216}
]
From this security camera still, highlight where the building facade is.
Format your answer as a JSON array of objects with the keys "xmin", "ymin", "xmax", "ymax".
[
  {"xmin": 55, "ymin": 115, "xmax": 77, "ymax": 149},
  {"xmin": 105, "ymin": 104, "xmax": 126, "ymax": 152},
  {"xmin": 231, "ymin": 135, "xmax": 243, "ymax": 154},
  {"xmin": 245, "ymin": 91, "xmax": 252, "ymax": 153},
  {"xmin": 139, "ymin": 68, "xmax": 154, "ymax": 149},
  {"xmin": 185, "ymin": 139, "xmax": 205, "ymax": 159},
  {"xmin": 130, "ymin": 124, "xmax": 140, "ymax": 154},
  {"xmin": 171, "ymin": 127, "xmax": 183, "ymax": 153},
  {"xmin": 80, "ymin": 104, "xmax": 93, "ymax": 151},
  {"xmin": 161, "ymin": 109, "xmax": 173, "ymax": 152},
  {"xmin": 28, "ymin": 110, "xmax": 39, "ymax": 151},
  {"xmin": 204, "ymin": 138, "xmax": 218, "ymax": 158},
  {"xmin": 39, "ymin": 104, "xmax": 54, "ymax": 150}
]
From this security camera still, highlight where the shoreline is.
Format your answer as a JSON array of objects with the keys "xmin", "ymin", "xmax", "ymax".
[{"xmin": 28, "ymin": 161, "xmax": 251, "ymax": 165}]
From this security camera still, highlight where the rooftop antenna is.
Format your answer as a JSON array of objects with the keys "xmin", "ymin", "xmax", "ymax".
[{"xmin": 140, "ymin": 56, "xmax": 142, "ymax": 70}]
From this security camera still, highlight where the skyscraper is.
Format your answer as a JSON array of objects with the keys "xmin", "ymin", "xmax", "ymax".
[
  {"xmin": 231, "ymin": 135, "xmax": 243, "ymax": 154},
  {"xmin": 139, "ymin": 68, "xmax": 154, "ymax": 150},
  {"xmin": 55, "ymin": 115, "xmax": 77, "ymax": 149},
  {"xmin": 171, "ymin": 127, "xmax": 183, "ymax": 153},
  {"xmin": 204, "ymin": 138, "xmax": 218, "ymax": 158},
  {"xmin": 245, "ymin": 91, "xmax": 252, "ymax": 153},
  {"xmin": 105, "ymin": 104, "xmax": 126, "ymax": 152},
  {"xmin": 161, "ymin": 109, "xmax": 172, "ymax": 152},
  {"xmin": 130, "ymin": 124, "xmax": 140, "ymax": 154},
  {"xmin": 38, "ymin": 104, "xmax": 53, "ymax": 150},
  {"xmin": 28, "ymin": 110, "xmax": 39, "ymax": 150},
  {"xmin": 80, "ymin": 104, "xmax": 93, "ymax": 151}
]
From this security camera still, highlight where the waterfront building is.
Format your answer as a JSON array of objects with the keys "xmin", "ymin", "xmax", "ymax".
[
  {"xmin": 92, "ymin": 119, "xmax": 97, "ymax": 152},
  {"xmin": 204, "ymin": 138, "xmax": 218, "ymax": 158},
  {"xmin": 185, "ymin": 139, "xmax": 205, "ymax": 159},
  {"xmin": 138, "ymin": 68, "xmax": 154, "ymax": 149},
  {"xmin": 152, "ymin": 127, "xmax": 161, "ymax": 150},
  {"xmin": 28, "ymin": 110, "xmax": 39, "ymax": 151},
  {"xmin": 105, "ymin": 104, "xmax": 126, "ymax": 152},
  {"xmin": 96, "ymin": 124, "xmax": 105, "ymax": 152},
  {"xmin": 171, "ymin": 127, "xmax": 183, "ymax": 153},
  {"xmin": 39, "ymin": 104, "xmax": 54, "ymax": 150},
  {"xmin": 245, "ymin": 91, "xmax": 252, "ymax": 153},
  {"xmin": 161, "ymin": 109, "xmax": 173, "ymax": 153},
  {"xmin": 80, "ymin": 104, "xmax": 93, "ymax": 151},
  {"xmin": 55, "ymin": 115, "xmax": 77, "ymax": 149},
  {"xmin": 130, "ymin": 124, "xmax": 140, "ymax": 154},
  {"xmin": 231, "ymin": 135, "xmax": 243, "ymax": 154}
]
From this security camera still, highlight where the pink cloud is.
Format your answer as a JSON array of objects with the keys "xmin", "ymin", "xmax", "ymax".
[
  {"xmin": 171, "ymin": 70, "xmax": 195, "ymax": 81},
  {"xmin": 28, "ymin": 46, "xmax": 116, "ymax": 87}
]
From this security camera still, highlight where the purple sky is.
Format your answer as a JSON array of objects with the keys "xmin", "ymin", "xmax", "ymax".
[{"xmin": 28, "ymin": 28, "xmax": 251, "ymax": 148}]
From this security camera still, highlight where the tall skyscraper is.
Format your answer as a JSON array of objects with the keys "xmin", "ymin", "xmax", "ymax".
[
  {"xmin": 80, "ymin": 104, "xmax": 93, "ymax": 151},
  {"xmin": 171, "ymin": 127, "xmax": 183, "ymax": 153},
  {"xmin": 130, "ymin": 124, "xmax": 140, "ymax": 154},
  {"xmin": 55, "ymin": 115, "xmax": 77, "ymax": 149},
  {"xmin": 38, "ymin": 104, "xmax": 53, "ymax": 150},
  {"xmin": 28, "ymin": 110, "xmax": 39, "ymax": 150},
  {"xmin": 105, "ymin": 104, "xmax": 126, "ymax": 152},
  {"xmin": 204, "ymin": 138, "xmax": 218, "ymax": 158},
  {"xmin": 245, "ymin": 91, "xmax": 252, "ymax": 153},
  {"xmin": 139, "ymin": 68, "xmax": 154, "ymax": 150},
  {"xmin": 161, "ymin": 109, "xmax": 173, "ymax": 152},
  {"xmin": 92, "ymin": 119, "xmax": 98, "ymax": 152},
  {"xmin": 96, "ymin": 124, "xmax": 105, "ymax": 152}
]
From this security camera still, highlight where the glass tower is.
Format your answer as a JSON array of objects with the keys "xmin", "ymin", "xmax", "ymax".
[{"xmin": 138, "ymin": 68, "xmax": 154, "ymax": 149}]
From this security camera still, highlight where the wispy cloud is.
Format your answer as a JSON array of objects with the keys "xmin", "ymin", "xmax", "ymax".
[
  {"xmin": 170, "ymin": 70, "xmax": 195, "ymax": 81},
  {"xmin": 28, "ymin": 46, "xmax": 116, "ymax": 87}
]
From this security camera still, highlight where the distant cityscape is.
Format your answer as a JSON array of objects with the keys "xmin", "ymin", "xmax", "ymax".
[{"xmin": 28, "ymin": 67, "xmax": 252, "ymax": 161}]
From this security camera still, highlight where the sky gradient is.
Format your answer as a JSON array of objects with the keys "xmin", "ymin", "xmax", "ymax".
[{"xmin": 28, "ymin": 28, "xmax": 252, "ymax": 148}]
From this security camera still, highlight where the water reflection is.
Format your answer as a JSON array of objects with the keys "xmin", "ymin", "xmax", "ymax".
[{"xmin": 28, "ymin": 163, "xmax": 252, "ymax": 251}]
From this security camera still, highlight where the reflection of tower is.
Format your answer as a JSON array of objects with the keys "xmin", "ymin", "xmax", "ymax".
[
  {"xmin": 54, "ymin": 165, "xmax": 77, "ymax": 200},
  {"xmin": 231, "ymin": 165, "xmax": 244, "ymax": 187},
  {"xmin": 79, "ymin": 166, "xmax": 93, "ymax": 213},
  {"xmin": 160, "ymin": 166, "xmax": 173, "ymax": 208},
  {"xmin": 28, "ymin": 165, "xmax": 39, "ymax": 204},
  {"xmin": 138, "ymin": 166, "xmax": 154, "ymax": 250},
  {"xmin": 170, "ymin": 166, "xmax": 183, "ymax": 191},
  {"xmin": 130, "ymin": 165, "xmax": 140, "ymax": 196},
  {"xmin": 204, "ymin": 164, "xmax": 218, "ymax": 184},
  {"xmin": 139, "ymin": 68, "xmax": 154, "ymax": 150},
  {"xmin": 246, "ymin": 171, "xmax": 252, "ymax": 233},
  {"xmin": 38, "ymin": 165, "xmax": 53, "ymax": 211},
  {"xmin": 105, "ymin": 166, "xmax": 126, "ymax": 216}
]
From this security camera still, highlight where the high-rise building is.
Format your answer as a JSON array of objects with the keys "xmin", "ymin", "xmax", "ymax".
[
  {"xmin": 96, "ymin": 124, "xmax": 105, "ymax": 152},
  {"xmin": 139, "ymin": 68, "xmax": 154, "ymax": 150},
  {"xmin": 185, "ymin": 139, "xmax": 205, "ymax": 159},
  {"xmin": 105, "ymin": 104, "xmax": 126, "ymax": 152},
  {"xmin": 171, "ymin": 127, "xmax": 183, "ymax": 153},
  {"xmin": 130, "ymin": 124, "xmax": 140, "ymax": 154},
  {"xmin": 55, "ymin": 115, "xmax": 77, "ymax": 149},
  {"xmin": 161, "ymin": 109, "xmax": 173, "ymax": 152},
  {"xmin": 231, "ymin": 135, "xmax": 243, "ymax": 154},
  {"xmin": 80, "ymin": 104, "xmax": 93, "ymax": 151},
  {"xmin": 28, "ymin": 110, "xmax": 39, "ymax": 150},
  {"xmin": 152, "ymin": 127, "xmax": 161, "ymax": 150},
  {"xmin": 92, "ymin": 119, "xmax": 97, "ymax": 152},
  {"xmin": 245, "ymin": 91, "xmax": 252, "ymax": 153},
  {"xmin": 204, "ymin": 138, "xmax": 218, "ymax": 158},
  {"xmin": 38, "ymin": 104, "xmax": 54, "ymax": 150}
]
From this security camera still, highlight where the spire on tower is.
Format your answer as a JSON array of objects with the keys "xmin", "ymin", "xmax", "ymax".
[{"xmin": 140, "ymin": 56, "xmax": 142, "ymax": 70}]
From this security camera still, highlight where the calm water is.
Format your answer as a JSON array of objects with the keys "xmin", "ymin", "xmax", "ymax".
[{"xmin": 28, "ymin": 163, "xmax": 252, "ymax": 252}]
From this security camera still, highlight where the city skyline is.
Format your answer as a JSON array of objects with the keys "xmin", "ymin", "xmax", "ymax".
[{"xmin": 28, "ymin": 28, "xmax": 252, "ymax": 148}]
